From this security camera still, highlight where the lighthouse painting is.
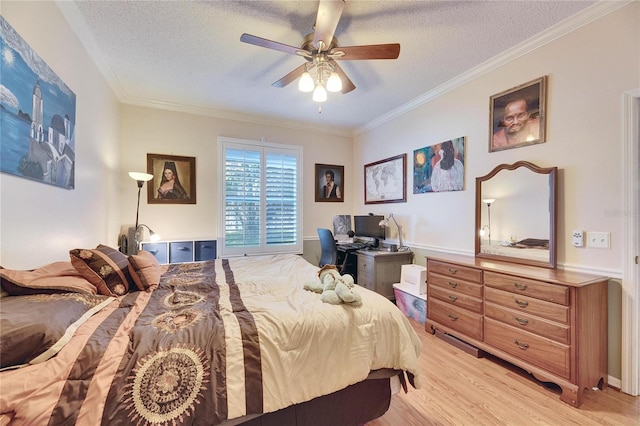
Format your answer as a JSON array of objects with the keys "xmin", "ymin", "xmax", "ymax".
[{"xmin": 1, "ymin": 16, "xmax": 76, "ymax": 189}]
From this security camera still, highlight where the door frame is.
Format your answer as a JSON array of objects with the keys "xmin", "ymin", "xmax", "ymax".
[{"xmin": 622, "ymin": 88, "xmax": 639, "ymax": 395}]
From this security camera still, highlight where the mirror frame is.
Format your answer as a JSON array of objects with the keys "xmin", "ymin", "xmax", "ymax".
[{"xmin": 475, "ymin": 161, "xmax": 557, "ymax": 269}]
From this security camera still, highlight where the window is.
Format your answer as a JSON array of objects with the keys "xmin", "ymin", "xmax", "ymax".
[{"xmin": 218, "ymin": 137, "xmax": 302, "ymax": 257}]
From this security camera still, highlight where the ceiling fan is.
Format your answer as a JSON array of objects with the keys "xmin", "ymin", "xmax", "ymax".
[{"xmin": 240, "ymin": 0, "xmax": 400, "ymax": 103}]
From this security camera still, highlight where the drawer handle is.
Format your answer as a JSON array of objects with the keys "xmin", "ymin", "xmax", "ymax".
[
  {"xmin": 448, "ymin": 295, "xmax": 458, "ymax": 302},
  {"xmin": 447, "ymin": 314, "xmax": 458, "ymax": 321},
  {"xmin": 515, "ymin": 299, "xmax": 529, "ymax": 308},
  {"xmin": 448, "ymin": 281, "xmax": 458, "ymax": 288},
  {"xmin": 514, "ymin": 340, "xmax": 529, "ymax": 350},
  {"xmin": 514, "ymin": 317, "xmax": 529, "ymax": 326},
  {"xmin": 448, "ymin": 267, "xmax": 458, "ymax": 274},
  {"xmin": 149, "ymin": 250, "xmax": 158, "ymax": 255},
  {"xmin": 178, "ymin": 247, "xmax": 190, "ymax": 251},
  {"xmin": 513, "ymin": 282, "xmax": 528, "ymax": 291}
]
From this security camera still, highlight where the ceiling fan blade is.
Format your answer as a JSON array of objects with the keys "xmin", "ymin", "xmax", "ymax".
[
  {"xmin": 272, "ymin": 64, "xmax": 307, "ymax": 88},
  {"xmin": 332, "ymin": 62, "xmax": 356, "ymax": 94},
  {"xmin": 332, "ymin": 43, "xmax": 401, "ymax": 60},
  {"xmin": 240, "ymin": 33, "xmax": 304, "ymax": 56},
  {"xmin": 312, "ymin": 0, "xmax": 345, "ymax": 52}
]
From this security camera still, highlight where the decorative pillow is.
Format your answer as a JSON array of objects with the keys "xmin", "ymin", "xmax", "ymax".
[
  {"xmin": 0, "ymin": 262, "xmax": 97, "ymax": 296},
  {"xmin": 128, "ymin": 250, "xmax": 162, "ymax": 290},
  {"xmin": 70, "ymin": 244, "xmax": 134, "ymax": 296},
  {"xmin": 0, "ymin": 293, "xmax": 113, "ymax": 369}
]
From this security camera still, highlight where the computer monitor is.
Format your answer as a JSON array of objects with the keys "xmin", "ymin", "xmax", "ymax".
[{"xmin": 354, "ymin": 215, "xmax": 385, "ymax": 245}]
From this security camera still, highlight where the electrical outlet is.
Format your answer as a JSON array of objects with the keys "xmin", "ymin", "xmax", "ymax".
[
  {"xmin": 572, "ymin": 230, "xmax": 584, "ymax": 247},
  {"xmin": 586, "ymin": 232, "xmax": 610, "ymax": 249}
]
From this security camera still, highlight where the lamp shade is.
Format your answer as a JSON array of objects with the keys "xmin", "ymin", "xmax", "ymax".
[
  {"xmin": 326, "ymin": 72, "xmax": 342, "ymax": 92},
  {"xmin": 129, "ymin": 171, "xmax": 153, "ymax": 182},
  {"xmin": 482, "ymin": 198, "xmax": 496, "ymax": 205},
  {"xmin": 312, "ymin": 85, "xmax": 327, "ymax": 103},
  {"xmin": 298, "ymin": 72, "xmax": 315, "ymax": 92}
]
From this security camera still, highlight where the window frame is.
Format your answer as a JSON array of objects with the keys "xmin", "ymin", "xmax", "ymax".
[{"xmin": 217, "ymin": 136, "xmax": 303, "ymax": 257}]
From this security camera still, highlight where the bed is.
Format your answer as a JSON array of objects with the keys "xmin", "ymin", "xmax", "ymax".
[
  {"xmin": 479, "ymin": 238, "xmax": 550, "ymax": 262},
  {"xmin": 0, "ymin": 249, "xmax": 421, "ymax": 425}
]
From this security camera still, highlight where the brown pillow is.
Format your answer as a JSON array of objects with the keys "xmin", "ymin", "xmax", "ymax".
[
  {"xmin": 70, "ymin": 244, "xmax": 134, "ymax": 296},
  {"xmin": 0, "ymin": 262, "xmax": 97, "ymax": 296},
  {"xmin": 128, "ymin": 250, "xmax": 161, "ymax": 290}
]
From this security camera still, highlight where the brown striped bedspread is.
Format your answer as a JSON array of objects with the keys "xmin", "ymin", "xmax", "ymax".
[{"xmin": 0, "ymin": 254, "xmax": 421, "ymax": 425}]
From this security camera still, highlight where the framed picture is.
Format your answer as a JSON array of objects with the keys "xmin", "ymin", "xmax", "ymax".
[
  {"xmin": 489, "ymin": 76, "xmax": 547, "ymax": 152},
  {"xmin": 364, "ymin": 154, "xmax": 407, "ymax": 204},
  {"xmin": 147, "ymin": 154, "xmax": 196, "ymax": 204},
  {"xmin": 315, "ymin": 163, "xmax": 344, "ymax": 202},
  {"xmin": 0, "ymin": 17, "xmax": 77, "ymax": 189},
  {"xmin": 413, "ymin": 136, "xmax": 465, "ymax": 193}
]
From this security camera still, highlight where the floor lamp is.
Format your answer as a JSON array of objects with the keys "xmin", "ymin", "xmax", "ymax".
[
  {"xmin": 481, "ymin": 198, "xmax": 495, "ymax": 245},
  {"xmin": 127, "ymin": 172, "xmax": 160, "ymax": 254}
]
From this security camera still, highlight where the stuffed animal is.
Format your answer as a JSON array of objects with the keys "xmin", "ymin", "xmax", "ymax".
[{"xmin": 304, "ymin": 265, "xmax": 362, "ymax": 306}]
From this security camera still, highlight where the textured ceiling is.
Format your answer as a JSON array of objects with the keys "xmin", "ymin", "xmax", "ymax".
[{"xmin": 58, "ymin": 0, "xmax": 610, "ymax": 134}]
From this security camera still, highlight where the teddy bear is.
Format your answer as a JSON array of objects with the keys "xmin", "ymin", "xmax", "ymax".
[{"xmin": 304, "ymin": 265, "xmax": 362, "ymax": 306}]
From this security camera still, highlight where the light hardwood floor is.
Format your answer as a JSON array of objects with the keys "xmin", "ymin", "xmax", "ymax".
[{"xmin": 368, "ymin": 319, "xmax": 640, "ymax": 425}]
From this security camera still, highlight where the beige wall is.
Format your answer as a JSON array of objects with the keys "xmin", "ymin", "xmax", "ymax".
[
  {"xmin": 352, "ymin": 3, "xmax": 639, "ymax": 382},
  {"xmin": 1, "ymin": 1, "xmax": 121, "ymax": 268},
  {"xmin": 119, "ymin": 105, "xmax": 353, "ymax": 243}
]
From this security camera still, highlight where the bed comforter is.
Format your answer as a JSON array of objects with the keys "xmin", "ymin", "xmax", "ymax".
[{"xmin": 0, "ymin": 254, "xmax": 421, "ymax": 425}]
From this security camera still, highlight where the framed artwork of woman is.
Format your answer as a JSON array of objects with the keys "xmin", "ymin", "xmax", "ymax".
[{"xmin": 147, "ymin": 153, "xmax": 196, "ymax": 204}]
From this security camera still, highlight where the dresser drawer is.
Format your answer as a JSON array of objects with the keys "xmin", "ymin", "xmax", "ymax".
[
  {"xmin": 428, "ymin": 260, "xmax": 482, "ymax": 283},
  {"xmin": 141, "ymin": 242, "xmax": 168, "ymax": 264},
  {"xmin": 429, "ymin": 285, "xmax": 483, "ymax": 314},
  {"xmin": 195, "ymin": 240, "xmax": 217, "ymax": 261},
  {"xmin": 485, "ymin": 287, "xmax": 569, "ymax": 324},
  {"xmin": 485, "ymin": 318, "xmax": 570, "ymax": 379},
  {"xmin": 485, "ymin": 302, "xmax": 570, "ymax": 344},
  {"xmin": 484, "ymin": 271, "xmax": 569, "ymax": 305},
  {"xmin": 169, "ymin": 241, "xmax": 193, "ymax": 263},
  {"xmin": 428, "ymin": 298, "xmax": 483, "ymax": 341},
  {"xmin": 428, "ymin": 273, "xmax": 483, "ymax": 298}
]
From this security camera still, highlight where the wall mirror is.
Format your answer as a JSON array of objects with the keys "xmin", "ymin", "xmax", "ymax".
[{"xmin": 475, "ymin": 161, "xmax": 557, "ymax": 268}]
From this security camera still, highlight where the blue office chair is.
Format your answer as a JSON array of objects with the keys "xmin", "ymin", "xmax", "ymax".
[{"xmin": 317, "ymin": 228, "xmax": 346, "ymax": 273}]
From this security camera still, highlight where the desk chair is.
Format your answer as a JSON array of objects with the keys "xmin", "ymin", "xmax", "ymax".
[{"xmin": 317, "ymin": 228, "xmax": 347, "ymax": 273}]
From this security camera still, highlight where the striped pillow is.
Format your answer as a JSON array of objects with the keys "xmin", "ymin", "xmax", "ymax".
[
  {"xmin": 128, "ymin": 250, "xmax": 161, "ymax": 290},
  {"xmin": 70, "ymin": 245, "xmax": 134, "ymax": 296}
]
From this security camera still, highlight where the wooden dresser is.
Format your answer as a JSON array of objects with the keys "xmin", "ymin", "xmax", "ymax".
[{"xmin": 425, "ymin": 252, "xmax": 608, "ymax": 407}]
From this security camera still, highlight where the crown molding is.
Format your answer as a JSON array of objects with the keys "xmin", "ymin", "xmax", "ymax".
[{"xmin": 354, "ymin": 0, "xmax": 633, "ymax": 137}]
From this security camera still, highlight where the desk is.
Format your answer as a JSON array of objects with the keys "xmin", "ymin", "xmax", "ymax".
[{"xmin": 356, "ymin": 249, "xmax": 413, "ymax": 299}]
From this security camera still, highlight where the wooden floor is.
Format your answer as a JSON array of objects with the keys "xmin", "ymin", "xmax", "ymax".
[{"xmin": 367, "ymin": 320, "xmax": 640, "ymax": 426}]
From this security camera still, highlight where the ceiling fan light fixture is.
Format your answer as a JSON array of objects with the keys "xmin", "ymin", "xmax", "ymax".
[
  {"xmin": 326, "ymin": 72, "xmax": 342, "ymax": 92},
  {"xmin": 312, "ymin": 85, "xmax": 327, "ymax": 103},
  {"xmin": 298, "ymin": 71, "xmax": 315, "ymax": 92}
]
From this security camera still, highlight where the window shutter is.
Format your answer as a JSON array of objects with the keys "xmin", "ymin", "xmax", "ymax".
[{"xmin": 219, "ymin": 138, "xmax": 302, "ymax": 256}]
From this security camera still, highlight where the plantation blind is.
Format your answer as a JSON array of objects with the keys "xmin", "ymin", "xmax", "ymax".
[{"xmin": 219, "ymin": 137, "xmax": 302, "ymax": 256}]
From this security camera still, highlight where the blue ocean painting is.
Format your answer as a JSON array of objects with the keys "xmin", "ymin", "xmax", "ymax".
[{"xmin": 1, "ymin": 16, "xmax": 76, "ymax": 189}]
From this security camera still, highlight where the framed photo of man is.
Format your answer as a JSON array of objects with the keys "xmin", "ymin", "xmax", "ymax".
[
  {"xmin": 147, "ymin": 153, "xmax": 196, "ymax": 204},
  {"xmin": 315, "ymin": 164, "xmax": 344, "ymax": 202},
  {"xmin": 489, "ymin": 76, "xmax": 547, "ymax": 152}
]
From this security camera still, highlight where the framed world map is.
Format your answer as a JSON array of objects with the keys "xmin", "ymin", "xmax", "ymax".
[{"xmin": 364, "ymin": 154, "xmax": 406, "ymax": 204}]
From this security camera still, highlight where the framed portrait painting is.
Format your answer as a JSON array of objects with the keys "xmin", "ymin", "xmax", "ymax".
[
  {"xmin": 147, "ymin": 154, "xmax": 196, "ymax": 204},
  {"xmin": 364, "ymin": 154, "xmax": 407, "ymax": 204},
  {"xmin": 489, "ymin": 76, "xmax": 547, "ymax": 152},
  {"xmin": 315, "ymin": 163, "xmax": 344, "ymax": 202}
]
